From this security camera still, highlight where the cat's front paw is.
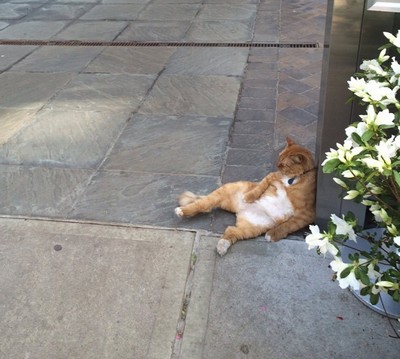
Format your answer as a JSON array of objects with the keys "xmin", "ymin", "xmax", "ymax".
[
  {"xmin": 217, "ymin": 239, "xmax": 231, "ymax": 256},
  {"xmin": 243, "ymin": 191, "xmax": 257, "ymax": 203},
  {"xmin": 175, "ymin": 207, "xmax": 184, "ymax": 218}
]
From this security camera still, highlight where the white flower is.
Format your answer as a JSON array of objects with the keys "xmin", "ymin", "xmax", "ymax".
[
  {"xmin": 330, "ymin": 214, "xmax": 357, "ymax": 241},
  {"xmin": 305, "ymin": 225, "xmax": 338, "ymax": 256},
  {"xmin": 360, "ymin": 106, "xmax": 395, "ymax": 128},
  {"xmin": 376, "ymin": 281, "xmax": 394, "ymax": 288},
  {"xmin": 360, "ymin": 59, "xmax": 387, "ymax": 76},
  {"xmin": 330, "ymin": 257, "xmax": 361, "ymax": 290},
  {"xmin": 346, "ymin": 121, "xmax": 368, "ymax": 140},
  {"xmin": 378, "ymin": 49, "xmax": 390, "ymax": 63},
  {"xmin": 394, "ymin": 236, "xmax": 400, "ymax": 246},
  {"xmin": 370, "ymin": 204, "xmax": 392, "ymax": 224},
  {"xmin": 384, "ymin": 30, "xmax": 400, "ymax": 47},
  {"xmin": 361, "ymin": 156, "xmax": 386, "ymax": 173},
  {"xmin": 333, "ymin": 177, "xmax": 348, "ymax": 188},
  {"xmin": 342, "ymin": 169, "xmax": 363, "ymax": 178},
  {"xmin": 366, "ymin": 183, "xmax": 383, "ymax": 195},
  {"xmin": 348, "ymin": 76, "xmax": 367, "ymax": 95},
  {"xmin": 344, "ymin": 190, "xmax": 360, "ymax": 200},
  {"xmin": 375, "ymin": 109, "xmax": 395, "ymax": 127}
]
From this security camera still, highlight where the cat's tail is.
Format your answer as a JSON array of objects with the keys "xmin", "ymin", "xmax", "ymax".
[{"xmin": 178, "ymin": 191, "xmax": 203, "ymax": 206}]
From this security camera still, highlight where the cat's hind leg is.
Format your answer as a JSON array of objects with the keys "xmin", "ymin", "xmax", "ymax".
[
  {"xmin": 175, "ymin": 188, "xmax": 225, "ymax": 218},
  {"xmin": 217, "ymin": 216, "xmax": 267, "ymax": 256},
  {"xmin": 175, "ymin": 183, "xmax": 247, "ymax": 219}
]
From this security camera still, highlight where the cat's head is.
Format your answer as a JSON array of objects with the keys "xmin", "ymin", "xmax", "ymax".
[{"xmin": 276, "ymin": 138, "xmax": 315, "ymax": 176}]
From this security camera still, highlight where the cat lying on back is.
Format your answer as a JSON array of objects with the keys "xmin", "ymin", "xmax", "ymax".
[{"xmin": 175, "ymin": 138, "xmax": 317, "ymax": 256}]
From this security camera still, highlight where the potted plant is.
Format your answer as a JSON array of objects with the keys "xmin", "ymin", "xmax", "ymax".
[{"xmin": 306, "ymin": 31, "xmax": 400, "ymax": 321}]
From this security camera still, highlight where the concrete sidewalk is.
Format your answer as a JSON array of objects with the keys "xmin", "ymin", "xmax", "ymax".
[{"xmin": 0, "ymin": 0, "xmax": 399, "ymax": 358}]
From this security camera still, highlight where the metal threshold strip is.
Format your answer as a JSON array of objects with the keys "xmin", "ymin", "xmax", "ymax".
[{"xmin": 0, "ymin": 39, "xmax": 319, "ymax": 48}]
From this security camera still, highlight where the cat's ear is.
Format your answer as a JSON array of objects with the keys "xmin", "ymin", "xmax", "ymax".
[
  {"xmin": 286, "ymin": 137, "xmax": 295, "ymax": 147},
  {"xmin": 291, "ymin": 154, "xmax": 305, "ymax": 164}
]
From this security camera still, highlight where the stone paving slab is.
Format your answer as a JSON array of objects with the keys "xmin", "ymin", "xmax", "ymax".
[
  {"xmin": 0, "ymin": 165, "xmax": 92, "ymax": 217},
  {"xmin": 116, "ymin": 21, "xmax": 191, "ymax": 42},
  {"xmin": 103, "ymin": 115, "xmax": 232, "ymax": 176},
  {"xmin": 181, "ymin": 237, "xmax": 400, "ymax": 359},
  {"xmin": 84, "ymin": 46, "xmax": 176, "ymax": 75},
  {"xmin": 0, "ymin": 109, "xmax": 130, "ymax": 168},
  {"xmin": 53, "ymin": 21, "xmax": 128, "ymax": 41},
  {"xmin": 0, "ymin": 218, "xmax": 195, "ymax": 359},
  {"xmin": 139, "ymin": 75, "xmax": 241, "ymax": 117},
  {"xmin": 185, "ymin": 20, "xmax": 253, "ymax": 42},
  {"xmin": 0, "ymin": 72, "xmax": 72, "ymax": 110},
  {"xmin": 68, "ymin": 171, "xmax": 219, "ymax": 229},
  {"xmin": 164, "ymin": 47, "xmax": 248, "ymax": 76},
  {"xmin": 10, "ymin": 46, "xmax": 104, "ymax": 73},
  {"xmin": 48, "ymin": 73, "xmax": 156, "ymax": 112}
]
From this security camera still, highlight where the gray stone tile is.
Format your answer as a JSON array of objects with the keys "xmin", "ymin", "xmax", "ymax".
[
  {"xmin": 235, "ymin": 109, "xmax": 275, "ymax": 122},
  {"xmin": 226, "ymin": 148, "xmax": 272, "ymax": 167},
  {"xmin": 196, "ymin": 4, "xmax": 257, "ymax": 21},
  {"xmin": 0, "ymin": 22, "xmax": 8, "ymax": 30},
  {"xmin": 221, "ymin": 164, "xmax": 270, "ymax": 183},
  {"xmin": 80, "ymin": 4, "xmax": 145, "ymax": 20},
  {"xmin": 10, "ymin": 46, "xmax": 103, "ymax": 73},
  {"xmin": 0, "ymin": 3, "xmax": 37, "ymax": 20},
  {"xmin": 27, "ymin": 4, "xmax": 92, "ymax": 20},
  {"xmin": 138, "ymin": 4, "xmax": 200, "ymax": 21},
  {"xmin": 233, "ymin": 120, "xmax": 273, "ymax": 135},
  {"xmin": 280, "ymin": 106, "xmax": 317, "ymax": 125},
  {"xmin": 0, "ymin": 20, "xmax": 68, "ymax": 39},
  {"xmin": 0, "ymin": 219, "xmax": 194, "ymax": 358},
  {"xmin": 153, "ymin": 0, "xmax": 202, "ymax": 3},
  {"xmin": 53, "ymin": 0, "xmax": 98, "ymax": 3},
  {"xmin": 103, "ymin": 115, "xmax": 232, "ymax": 176},
  {"xmin": 0, "ymin": 45, "xmax": 37, "ymax": 71},
  {"xmin": 116, "ymin": 21, "xmax": 190, "ymax": 42},
  {"xmin": 54, "ymin": 21, "xmax": 127, "ymax": 41},
  {"xmin": 139, "ymin": 74, "xmax": 240, "ymax": 117},
  {"xmin": 48, "ymin": 74, "xmax": 156, "ymax": 112},
  {"xmin": 0, "ymin": 110, "xmax": 129, "ymax": 168},
  {"xmin": 0, "ymin": 165, "xmax": 92, "ymax": 217},
  {"xmin": 0, "ymin": 108, "xmax": 38, "ymax": 145},
  {"xmin": 102, "ymin": 0, "xmax": 150, "ymax": 3},
  {"xmin": 69, "ymin": 171, "xmax": 219, "ymax": 228},
  {"xmin": 186, "ymin": 20, "xmax": 253, "ymax": 42},
  {"xmin": 84, "ymin": 47, "xmax": 176, "ymax": 75},
  {"xmin": 229, "ymin": 133, "xmax": 273, "ymax": 151},
  {"xmin": 164, "ymin": 47, "xmax": 248, "ymax": 76},
  {"xmin": 0, "ymin": 72, "xmax": 72, "ymax": 110},
  {"xmin": 206, "ymin": 0, "xmax": 258, "ymax": 3},
  {"xmin": 238, "ymin": 97, "xmax": 276, "ymax": 110}
]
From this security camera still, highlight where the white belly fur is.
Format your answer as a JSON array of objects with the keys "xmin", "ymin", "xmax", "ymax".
[{"xmin": 238, "ymin": 182, "xmax": 294, "ymax": 227}]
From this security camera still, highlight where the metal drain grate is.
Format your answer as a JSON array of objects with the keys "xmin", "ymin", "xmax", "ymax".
[{"xmin": 0, "ymin": 39, "xmax": 319, "ymax": 48}]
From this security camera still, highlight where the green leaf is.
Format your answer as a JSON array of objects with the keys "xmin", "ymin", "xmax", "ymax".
[
  {"xmin": 393, "ymin": 171, "xmax": 400, "ymax": 188},
  {"xmin": 360, "ymin": 287, "xmax": 370, "ymax": 296},
  {"xmin": 393, "ymin": 290, "xmax": 400, "ymax": 302},
  {"xmin": 322, "ymin": 159, "xmax": 341, "ymax": 173},
  {"xmin": 340, "ymin": 266, "xmax": 353, "ymax": 279},
  {"xmin": 370, "ymin": 293, "xmax": 379, "ymax": 305},
  {"xmin": 361, "ymin": 130, "xmax": 374, "ymax": 143},
  {"xmin": 356, "ymin": 267, "xmax": 370, "ymax": 286},
  {"xmin": 351, "ymin": 132, "xmax": 364, "ymax": 146}
]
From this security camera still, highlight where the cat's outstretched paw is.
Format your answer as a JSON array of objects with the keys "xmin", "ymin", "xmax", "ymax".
[
  {"xmin": 217, "ymin": 239, "xmax": 231, "ymax": 256},
  {"xmin": 265, "ymin": 233, "xmax": 273, "ymax": 242},
  {"xmin": 175, "ymin": 207, "xmax": 184, "ymax": 218},
  {"xmin": 243, "ymin": 192, "xmax": 256, "ymax": 203}
]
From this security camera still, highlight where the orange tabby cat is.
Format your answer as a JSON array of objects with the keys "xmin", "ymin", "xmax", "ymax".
[{"xmin": 175, "ymin": 138, "xmax": 317, "ymax": 256}]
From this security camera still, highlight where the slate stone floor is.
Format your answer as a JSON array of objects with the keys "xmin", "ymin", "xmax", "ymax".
[{"xmin": 0, "ymin": 0, "xmax": 327, "ymax": 232}]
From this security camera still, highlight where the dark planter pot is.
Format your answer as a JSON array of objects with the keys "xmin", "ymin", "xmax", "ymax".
[{"xmin": 341, "ymin": 228, "xmax": 400, "ymax": 319}]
